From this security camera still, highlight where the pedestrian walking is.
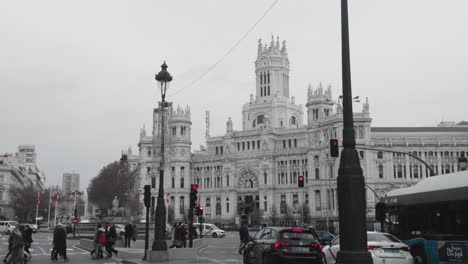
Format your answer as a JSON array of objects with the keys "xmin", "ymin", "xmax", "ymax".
[
  {"xmin": 168, "ymin": 223, "xmax": 179, "ymax": 248},
  {"xmin": 238, "ymin": 223, "xmax": 250, "ymax": 255},
  {"xmin": 90, "ymin": 224, "xmax": 103, "ymax": 259},
  {"xmin": 180, "ymin": 224, "xmax": 187, "ymax": 248},
  {"xmin": 105, "ymin": 223, "xmax": 119, "ymax": 257},
  {"xmin": 22, "ymin": 225, "xmax": 33, "ymax": 262},
  {"xmin": 132, "ymin": 223, "xmax": 137, "ymax": 242},
  {"xmin": 124, "ymin": 222, "xmax": 134, "ymax": 248},
  {"xmin": 51, "ymin": 223, "xmax": 67, "ymax": 261},
  {"xmin": 4, "ymin": 227, "xmax": 24, "ymax": 264}
]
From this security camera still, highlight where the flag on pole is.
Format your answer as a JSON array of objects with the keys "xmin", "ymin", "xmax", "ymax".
[
  {"xmin": 55, "ymin": 192, "xmax": 59, "ymax": 202},
  {"xmin": 36, "ymin": 192, "xmax": 40, "ymax": 205},
  {"xmin": 49, "ymin": 191, "xmax": 53, "ymax": 206}
]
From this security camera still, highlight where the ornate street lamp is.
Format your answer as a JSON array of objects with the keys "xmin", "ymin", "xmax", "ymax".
[
  {"xmin": 151, "ymin": 61, "xmax": 172, "ymax": 257},
  {"xmin": 337, "ymin": 1, "xmax": 373, "ymax": 263}
]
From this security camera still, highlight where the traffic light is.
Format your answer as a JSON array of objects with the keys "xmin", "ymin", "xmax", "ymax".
[
  {"xmin": 144, "ymin": 185, "xmax": 151, "ymax": 208},
  {"xmin": 198, "ymin": 205, "xmax": 204, "ymax": 216},
  {"xmin": 190, "ymin": 184, "xmax": 198, "ymax": 208},
  {"xmin": 330, "ymin": 139, "xmax": 339, "ymax": 157},
  {"xmin": 375, "ymin": 202, "xmax": 387, "ymax": 222},
  {"xmin": 298, "ymin": 175, "xmax": 304, "ymax": 188}
]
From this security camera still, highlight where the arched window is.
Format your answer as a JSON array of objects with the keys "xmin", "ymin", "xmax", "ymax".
[
  {"xmin": 180, "ymin": 177, "xmax": 184, "ymax": 188},
  {"xmin": 290, "ymin": 116, "xmax": 297, "ymax": 127},
  {"xmin": 315, "ymin": 190, "xmax": 321, "ymax": 211}
]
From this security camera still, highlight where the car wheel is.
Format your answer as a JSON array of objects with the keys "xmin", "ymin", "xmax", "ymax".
[{"xmin": 212, "ymin": 233, "xmax": 218, "ymax": 238}]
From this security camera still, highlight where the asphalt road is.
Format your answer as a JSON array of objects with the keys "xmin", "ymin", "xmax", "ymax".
[{"xmin": 197, "ymin": 231, "xmax": 244, "ymax": 264}]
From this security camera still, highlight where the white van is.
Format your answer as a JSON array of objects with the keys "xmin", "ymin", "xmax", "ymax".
[
  {"xmin": 193, "ymin": 223, "xmax": 225, "ymax": 238},
  {"xmin": 0, "ymin": 221, "xmax": 19, "ymax": 234}
]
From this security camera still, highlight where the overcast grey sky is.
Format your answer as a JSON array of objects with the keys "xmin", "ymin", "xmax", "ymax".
[{"xmin": 1, "ymin": 0, "xmax": 467, "ymax": 190}]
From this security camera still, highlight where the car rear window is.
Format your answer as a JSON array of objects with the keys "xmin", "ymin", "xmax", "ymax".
[
  {"xmin": 367, "ymin": 233, "xmax": 400, "ymax": 243},
  {"xmin": 280, "ymin": 230, "xmax": 317, "ymax": 241}
]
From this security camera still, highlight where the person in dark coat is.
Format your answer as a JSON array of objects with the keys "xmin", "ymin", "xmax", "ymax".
[
  {"xmin": 105, "ymin": 223, "xmax": 119, "ymax": 257},
  {"xmin": 22, "ymin": 224, "xmax": 33, "ymax": 261},
  {"xmin": 238, "ymin": 223, "xmax": 250, "ymax": 255},
  {"xmin": 180, "ymin": 224, "xmax": 187, "ymax": 248},
  {"xmin": 52, "ymin": 223, "xmax": 67, "ymax": 261},
  {"xmin": 124, "ymin": 222, "xmax": 134, "ymax": 248}
]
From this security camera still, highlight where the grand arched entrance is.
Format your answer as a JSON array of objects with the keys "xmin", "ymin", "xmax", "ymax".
[{"xmin": 236, "ymin": 168, "xmax": 260, "ymax": 224}]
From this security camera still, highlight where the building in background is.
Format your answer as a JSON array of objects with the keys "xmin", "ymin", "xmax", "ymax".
[
  {"xmin": 135, "ymin": 37, "xmax": 468, "ymax": 230},
  {"xmin": 0, "ymin": 145, "xmax": 47, "ymax": 219},
  {"xmin": 59, "ymin": 172, "xmax": 81, "ymax": 219}
]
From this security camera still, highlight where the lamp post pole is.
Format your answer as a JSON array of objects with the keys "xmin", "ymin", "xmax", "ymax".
[
  {"xmin": 337, "ymin": 1, "xmax": 373, "ymax": 263},
  {"xmin": 151, "ymin": 61, "xmax": 172, "ymax": 255}
]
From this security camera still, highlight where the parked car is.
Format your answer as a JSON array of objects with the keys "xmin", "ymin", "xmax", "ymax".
[
  {"xmin": 193, "ymin": 223, "xmax": 225, "ymax": 238},
  {"xmin": 315, "ymin": 230, "xmax": 335, "ymax": 245},
  {"xmin": 322, "ymin": 231, "xmax": 413, "ymax": 264},
  {"xmin": 243, "ymin": 227, "xmax": 324, "ymax": 264},
  {"xmin": 115, "ymin": 224, "xmax": 125, "ymax": 236},
  {"xmin": 0, "ymin": 221, "xmax": 18, "ymax": 234}
]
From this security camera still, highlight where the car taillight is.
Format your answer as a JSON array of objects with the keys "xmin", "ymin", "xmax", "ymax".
[
  {"xmin": 292, "ymin": 229, "xmax": 303, "ymax": 233},
  {"xmin": 367, "ymin": 245, "xmax": 382, "ymax": 250},
  {"xmin": 310, "ymin": 242, "xmax": 323, "ymax": 250},
  {"xmin": 274, "ymin": 242, "xmax": 289, "ymax": 248},
  {"xmin": 401, "ymin": 246, "xmax": 411, "ymax": 251}
]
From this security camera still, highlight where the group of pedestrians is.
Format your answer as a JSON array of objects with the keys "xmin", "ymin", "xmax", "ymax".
[
  {"xmin": 90, "ymin": 223, "xmax": 119, "ymax": 259},
  {"xmin": 51, "ymin": 223, "xmax": 68, "ymax": 261},
  {"xmin": 3, "ymin": 224, "xmax": 33, "ymax": 264},
  {"xmin": 169, "ymin": 223, "xmax": 187, "ymax": 248}
]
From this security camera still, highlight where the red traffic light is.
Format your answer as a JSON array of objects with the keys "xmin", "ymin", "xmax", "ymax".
[
  {"xmin": 332, "ymin": 140, "xmax": 338, "ymax": 146},
  {"xmin": 298, "ymin": 176, "xmax": 304, "ymax": 181},
  {"xmin": 191, "ymin": 184, "xmax": 198, "ymax": 191},
  {"xmin": 199, "ymin": 206, "xmax": 204, "ymax": 211}
]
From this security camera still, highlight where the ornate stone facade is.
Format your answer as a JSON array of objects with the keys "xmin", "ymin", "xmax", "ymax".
[{"xmin": 136, "ymin": 37, "xmax": 468, "ymax": 229}]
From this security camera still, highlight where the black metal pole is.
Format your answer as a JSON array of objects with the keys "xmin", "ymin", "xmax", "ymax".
[
  {"xmin": 152, "ymin": 98, "xmax": 168, "ymax": 251},
  {"xmin": 143, "ymin": 205, "xmax": 149, "ymax": 260},
  {"xmin": 336, "ymin": 1, "xmax": 373, "ymax": 263},
  {"xmin": 188, "ymin": 208, "xmax": 193, "ymax": 248}
]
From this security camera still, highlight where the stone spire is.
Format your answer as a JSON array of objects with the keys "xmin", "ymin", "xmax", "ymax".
[
  {"xmin": 258, "ymin": 38, "xmax": 262, "ymax": 57},
  {"xmin": 140, "ymin": 124, "xmax": 147, "ymax": 138},
  {"xmin": 281, "ymin": 40, "xmax": 287, "ymax": 56},
  {"xmin": 363, "ymin": 97, "xmax": 370, "ymax": 113},
  {"xmin": 226, "ymin": 117, "xmax": 233, "ymax": 133}
]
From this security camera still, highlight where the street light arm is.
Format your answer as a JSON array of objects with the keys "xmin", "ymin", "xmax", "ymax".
[{"xmin": 355, "ymin": 146, "xmax": 436, "ymax": 176}]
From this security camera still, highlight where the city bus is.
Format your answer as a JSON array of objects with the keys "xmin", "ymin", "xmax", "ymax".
[{"xmin": 381, "ymin": 170, "xmax": 468, "ymax": 264}]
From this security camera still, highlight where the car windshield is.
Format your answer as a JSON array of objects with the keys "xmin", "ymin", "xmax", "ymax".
[
  {"xmin": 367, "ymin": 233, "xmax": 400, "ymax": 243},
  {"xmin": 280, "ymin": 230, "xmax": 317, "ymax": 242}
]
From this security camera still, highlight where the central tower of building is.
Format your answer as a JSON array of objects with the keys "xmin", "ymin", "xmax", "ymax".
[{"xmin": 242, "ymin": 36, "xmax": 303, "ymax": 130}]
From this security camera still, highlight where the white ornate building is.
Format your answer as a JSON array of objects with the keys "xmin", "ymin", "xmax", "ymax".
[{"xmin": 135, "ymin": 37, "xmax": 468, "ymax": 230}]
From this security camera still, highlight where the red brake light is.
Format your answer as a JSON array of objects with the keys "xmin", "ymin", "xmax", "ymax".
[
  {"xmin": 274, "ymin": 242, "xmax": 289, "ymax": 248},
  {"xmin": 401, "ymin": 246, "xmax": 411, "ymax": 251},
  {"xmin": 367, "ymin": 245, "xmax": 382, "ymax": 250},
  {"xmin": 310, "ymin": 242, "xmax": 323, "ymax": 250},
  {"xmin": 292, "ymin": 229, "xmax": 303, "ymax": 233}
]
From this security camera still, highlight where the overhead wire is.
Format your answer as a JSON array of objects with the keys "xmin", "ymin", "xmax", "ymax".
[{"xmin": 167, "ymin": 0, "xmax": 280, "ymax": 98}]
